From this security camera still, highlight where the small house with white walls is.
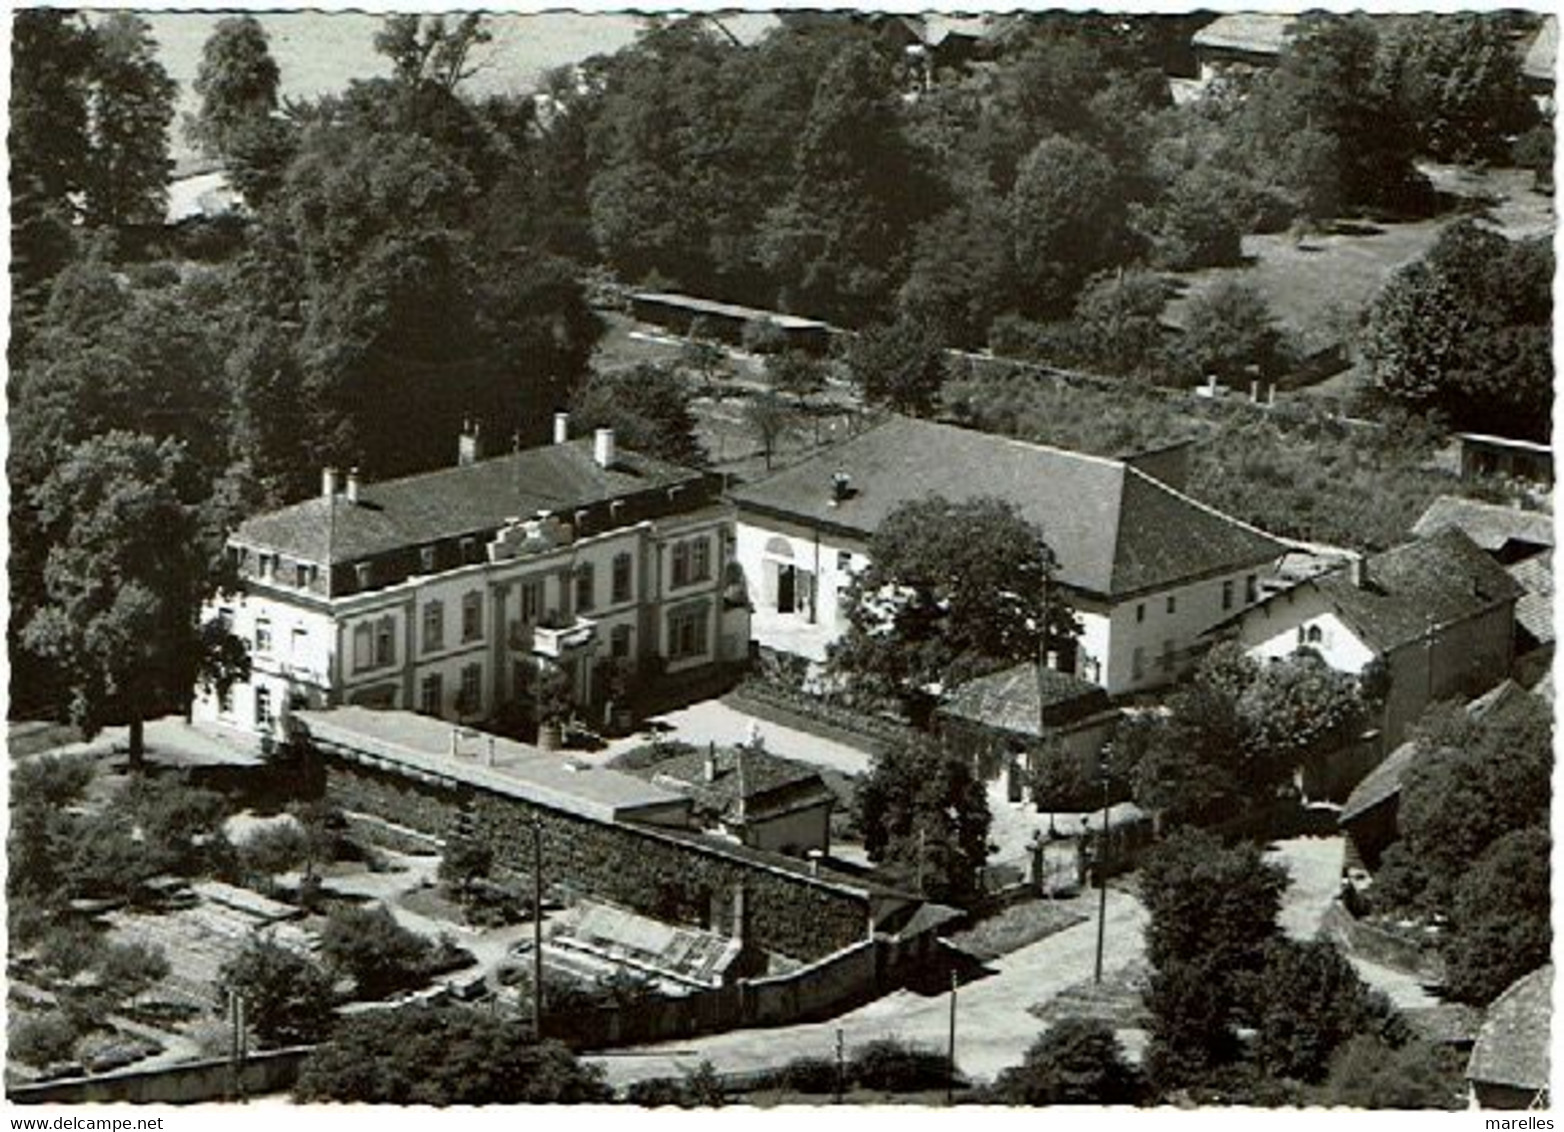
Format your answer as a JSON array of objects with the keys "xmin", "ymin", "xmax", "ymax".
[
  {"xmin": 728, "ymin": 415, "xmax": 1287, "ymax": 697},
  {"xmin": 194, "ymin": 415, "xmax": 747, "ymax": 746},
  {"xmin": 1215, "ymin": 527, "xmax": 1523, "ymax": 748}
]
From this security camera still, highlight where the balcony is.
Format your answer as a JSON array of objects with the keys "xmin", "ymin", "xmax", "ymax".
[{"xmin": 510, "ymin": 616, "xmax": 598, "ymax": 659}]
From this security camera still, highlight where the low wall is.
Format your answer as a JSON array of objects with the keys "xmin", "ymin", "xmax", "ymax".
[
  {"xmin": 8, "ymin": 1047, "xmax": 311, "ymax": 1105},
  {"xmin": 725, "ymin": 684, "xmax": 912, "ymax": 755},
  {"xmin": 1318, "ymin": 900, "xmax": 1445, "ymax": 983},
  {"xmin": 556, "ymin": 938, "xmax": 883, "ymax": 1049},
  {"xmin": 324, "ymin": 757, "xmax": 872, "ymax": 962}
]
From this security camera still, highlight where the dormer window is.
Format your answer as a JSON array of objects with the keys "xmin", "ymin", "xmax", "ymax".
[
  {"xmin": 355, "ymin": 562, "xmax": 373, "ymax": 590},
  {"xmin": 420, "ymin": 546, "xmax": 437, "ymax": 573},
  {"xmin": 460, "ymin": 537, "xmax": 478, "ymax": 563}
]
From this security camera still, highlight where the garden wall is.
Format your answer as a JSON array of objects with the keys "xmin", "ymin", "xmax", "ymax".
[
  {"xmin": 323, "ymin": 757, "xmax": 873, "ymax": 962},
  {"xmin": 8, "ymin": 1047, "xmax": 311, "ymax": 1105},
  {"xmin": 1318, "ymin": 900, "xmax": 1446, "ymax": 984}
]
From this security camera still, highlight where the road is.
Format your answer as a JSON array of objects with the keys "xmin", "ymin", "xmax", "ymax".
[{"xmin": 586, "ymin": 888, "xmax": 1148, "ymax": 1089}]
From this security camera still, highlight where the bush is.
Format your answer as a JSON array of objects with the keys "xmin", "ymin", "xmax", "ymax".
[
  {"xmin": 319, "ymin": 903, "xmax": 434, "ymax": 1000},
  {"xmin": 9, "ymin": 1014, "xmax": 81, "ymax": 1068},
  {"xmin": 622, "ymin": 1061, "xmax": 725, "ymax": 1107},
  {"xmin": 992, "ymin": 1018, "xmax": 1143, "ymax": 1105},
  {"xmin": 11, "ymin": 753, "xmax": 96, "ymax": 808},
  {"xmin": 778, "ymin": 1054, "xmax": 840, "ymax": 1094},
  {"xmin": 217, "ymin": 938, "xmax": 336, "ymax": 1048},
  {"xmin": 850, "ymin": 1038, "xmax": 951, "ymax": 1092}
]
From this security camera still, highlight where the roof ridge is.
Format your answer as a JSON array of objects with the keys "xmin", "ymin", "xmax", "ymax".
[{"xmin": 1121, "ymin": 464, "xmax": 1289, "ymax": 548}]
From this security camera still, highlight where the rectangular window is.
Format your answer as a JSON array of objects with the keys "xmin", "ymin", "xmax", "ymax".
[
  {"xmin": 218, "ymin": 607, "xmax": 234, "ymax": 632},
  {"xmin": 420, "ymin": 546, "xmax": 437, "ymax": 573},
  {"xmin": 294, "ymin": 563, "xmax": 311, "ymax": 588},
  {"xmin": 519, "ymin": 579, "xmax": 544, "ymax": 623},
  {"xmin": 461, "ymin": 591, "xmax": 483, "ymax": 642},
  {"xmin": 1246, "ymin": 574, "xmax": 1259, "ymax": 604},
  {"xmin": 423, "ymin": 601, "xmax": 444, "ymax": 654},
  {"xmin": 837, "ymin": 550, "xmax": 852, "ymax": 571},
  {"xmin": 419, "ymin": 673, "xmax": 443, "ymax": 716},
  {"xmin": 610, "ymin": 624, "xmax": 632, "ymax": 659},
  {"xmin": 1222, "ymin": 580, "xmax": 1235, "ymax": 611},
  {"xmin": 255, "ymin": 619, "xmax": 272, "ymax": 654},
  {"xmin": 1135, "ymin": 603, "xmax": 1145, "ymax": 624},
  {"xmin": 668, "ymin": 605, "xmax": 710, "ymax": 661},
  {"xmin": 1160, "ymin": 639, "xmax": 1175, "ymax": 671},
  {"xmin": 353, "ymin": 624, "xmax": 373, "ymax": 672},
  {"xmin": 255, "ymin": 686, "xmax": 273, "ymax": 728},
  {"xmin": 612, "ymin": 553, "xmax": 633, "ymax": 604},
  {"xmin": 1166, "ymin": 595, "xmax": 1177, "ymax": 615},
  {"xmin": 671, "ymin": 538, "xmax": 711, "ymax": 588},
  {"xmin": 461, "ymin": 537, "xmax": 478, "ymax": 563},
  {"xmin": 575, "ymin": 563, "xmax": 595, "ymax": 612},
  {"xmin": 355, "ymin": 562, "xmax": 373, "ymax": 590},
  {"xmin": 375, "ymin": 617, "xmax": 396, "ymax": 668},
  {"xmin": 1131, "ymin": 647, "xmax": 1145, "ymax": 681},
  {"xmin": 218, "ymin": 685, "xmax": 233, "ymax": 714},
  {"xmin": 290, "ymin": 627, "xmax": 308, "ymax": 660},
  {"xmin": 458, "ymin": 664, "xmax": 481, "ymax": 714}
]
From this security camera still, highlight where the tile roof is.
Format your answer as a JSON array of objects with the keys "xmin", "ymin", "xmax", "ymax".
[
  {"xmin": 1312, "ymin": 528, "xmax": 1525, "ymax": 655},
  {"xmin": 730, "ymin": 416, "xmax": 1285, "ymax": 599},
  {"xmin": 1468, "ymin": 964, "xmax": 1552, "ymax": 1091},
  {"xmin": 1192, "ymin": 13, "xmax": 1298, "ymax": 56},
  {"xmin": 645, "ymin": 746, "xmax": 835, "ymax": 824},
  {"xmin": 1508, "ymin": 552, "xmax": 1554, "ymax": 646},
  {"xmin": 234, "ymin": 439, "xmax": 704, "ymax": 564},
  {"xmin": 292, "ymin": 707, "xmax": 690, "ymax": 823},
  {"xmin": 1523, "ymin": 16, "xmax": 1557, "ymax": 85},
  {"xmin": 938, "ymin": 663, "xmax": 1113, "ymax": 737},
  {"xmin": 1410, "ymin": 495, "xmax": 1553, "ymax": 554}
]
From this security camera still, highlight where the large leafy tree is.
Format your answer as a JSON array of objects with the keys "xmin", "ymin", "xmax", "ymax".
[
  {"xmin": 1362, "ymin": 221, "xmax": 1551, "ymax": 441},
  {"xmin": 1010, "ymin": 134, "xmax": 1130, "ymax": 317},
  {"xmin": 1442, "ymin": 828, "xmax": 1551, "ymax": 1006},
  {"xmin": 571, "ymin": 362, "xmax": 705, "ymax": 468},
  {"xmin": 842, "ymin": 318, "xmax": 949, "ymax": 417},
  {"xmin": 188, "ymin": 15, "xmax": 293, "ymax": 206},
  {"xmin": 854, "ymin": 737, "xmax": 991, "ymax": 903},
  {"xmin": 991, "ymin": 1018, "xmax": 1144, "ymax": 1105},
  {"xmin": 1174, "ymin": 280, "xmax": 1293, "ymax": 385},
  {"xmin": 829, "ymin": 494, "xmax": 1079, "ymax": 703},
  {"xmin": 294, "ymin": 1006, "xmax": 612, "ymax": 1104},
  {"xmin": 1249, "ymin": 938, "xmax": 1401, "ymax": 1084},
  {"xmin": 759, "ymin": 40, "xmax": 938, "ymax": 324},
  {"xmin": 217, "ymin": 938, "xmax": 337, "ymax": 1048},
  {"xmin": 19, "ymin": 433, "xmax": 237, "ymax": 767},
  {"xmin": 318, "ymin": 904, "xmax": 433, "ymax": 1000},
  {"xmin": 83, "ymin": 13, "xmax": 177, "ymax": 228}
]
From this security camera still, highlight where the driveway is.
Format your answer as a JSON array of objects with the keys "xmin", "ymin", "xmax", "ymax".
[
  {"xmin": 1267, "ymin": 835, "xmax": 1347, "ymax": 941},
  {"xmin": 586, "ymin": 888, "xmax": 1148, "ymax": 1089}
]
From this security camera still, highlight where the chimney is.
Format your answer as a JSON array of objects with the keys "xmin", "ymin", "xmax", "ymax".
[
  {"xmin": 345, "ymin": 467, "xmax": 361, "ymax": 504},
  {"xmin": 593, "ymin": 427, "xmax": 615, "ymax": 468},
  {"xmin": 553, "ymin": 412, "xmax": 570, "ymax": 445},
  {"xmin": 485, "ymin": 735, "xmax": 496, "ymax": 768},
  {"xmin": 449, "ymin": 728, "xmax": 460, "ymax": 757},
  {"xmin": 458, "ymin": 419, "xmax": 482, "ymax": 467},
  {"xmin": 321, "ymin": 466, "xmax": 339, "ymax": 499},
  {"xmin": 1250, "ymin": 380, "xmax": 1260, "ymax": 403},
  {"xmin": 704, "ymin": 741, "xmax": 718, "ymax": 783},
  {"xmin": 1349, "ymin": 555, "xmax": 1368, "ymax": 589},
  {"xmin": 829, "ymin": 471, "xmax": 852, "ymax": 506}
]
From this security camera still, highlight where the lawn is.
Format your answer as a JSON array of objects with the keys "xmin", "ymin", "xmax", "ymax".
[{"xmin": 944, "ymin": 898, "xmax": 1089, "ymax": 962}]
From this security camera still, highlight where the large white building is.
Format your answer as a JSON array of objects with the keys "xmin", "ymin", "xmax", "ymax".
[
  {"xmin": 728, "ymin": 415, "xmax": 1288, "ymax": 697},
  {"xmin": 194, "ymin": 418, "xmax": 748, "ymax": 744}
]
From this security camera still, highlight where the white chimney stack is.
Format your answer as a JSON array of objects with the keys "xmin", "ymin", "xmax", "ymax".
[
  {"xmin": 346, "ymin": 467, "xmax": 361, "ymax": 503},
  {"xmin": 1349, "ymin": 555, "xmax": 1367, "ymax": 589},
  {"xmin": 553, "ymin": 412, "xmax": 570, "ymax": 445},
  {"xmin": 322, "ymin": 466, "xmax": 339, "ymax": 499},
  {"xmin": 594, "ymin": 427, "xmax": 616, "ymax": 468}
]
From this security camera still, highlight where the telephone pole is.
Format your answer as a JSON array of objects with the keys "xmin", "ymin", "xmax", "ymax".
[
  {"xmin": 946, "ymin": 967, "xmax": 958, "ymax": 1105},
  {"xmin": 532, "ymin": 817, "xmax": 545, "ymax": 1041},
  {"xmin": 1093, "ymin": 747, "xmax": 1111, "ymax": 984}
]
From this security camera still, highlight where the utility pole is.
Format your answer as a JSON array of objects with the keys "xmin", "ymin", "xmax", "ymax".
[
  {"xmin": 834, "ymin": 1027, "xmax": 845, "ymax": 1105},
  {"xmin": 1093, "ymin": 747, "xmax": 1111, "ymax": 985},
  {"xmin": 946, "ymin": 968, "xmax": 958, "ymax": 1105},
  {"xmin": 532, "ymin": 817, "xmax": 545, "ymax": 1041}
]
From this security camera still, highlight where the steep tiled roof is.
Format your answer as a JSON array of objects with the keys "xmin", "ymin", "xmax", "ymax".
[
  {"xmin": 234, "ymin": 439, "xmax": 703, "ymax": 564},
  {"xmin": 731, "ymin": 417, "xmax": 1284, "ymax": 599},
  {"xmin": 1509, "ymin": 552, "xmax": 1554, "ymax": 646},
  {"xmin": 939, "ymin": 663, "xmax": 1112, "ymax": 737},
  {"xmin": 647, "ymin": 746, "xmax": 835, "ymax": 824},
  {"xmin": 1411, "ymin": 495, "xmax": 1553, "ymax": 554},
  {"xmin": 1313, "ymin": 528, "xmax": 1525, "ymax": 655},
  {"xmin": 1468, "ymin": 964, "xmax": 1552, "ymax": 1091},
  {"xmin": 1192, "ymin": 13, "xmax": 1298, "ymax": 56}
]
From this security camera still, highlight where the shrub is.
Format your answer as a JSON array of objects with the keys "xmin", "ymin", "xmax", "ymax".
[
  {"xmin": 623, "ymin": 1061, "xmax": 725, "ymax": 1107},
  {"xmin": 217, "ymin": 938, "xmax": 336, "ymax": 1048},
  {"xmin": 9, "ymin": 1014, "xmax": 81, "ymax": 1068},
  {"xmin": 850, "ymin": 1038, "xmax": 951, "ymax": 1092},
  {"xmin": 778, "ymin": 1054, "xmax": 840, "ymax": 1094},
  {"xmin": 319, "ymin": 903, "xmax": 434, "ymax": 999},
  {"xmin": 11, "ymin": 753, "xmax": 96, "ymax": 808}
]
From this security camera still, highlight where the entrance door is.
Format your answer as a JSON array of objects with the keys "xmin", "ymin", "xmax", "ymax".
[{"xmin": 777, "ymin": 565, "xmax": 796, "ymax": 614}]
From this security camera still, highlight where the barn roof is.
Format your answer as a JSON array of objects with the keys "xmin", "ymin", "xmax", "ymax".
[{"xmin": 1468, "ymin": 964, "xmax": 1552, "ymax": 1091}]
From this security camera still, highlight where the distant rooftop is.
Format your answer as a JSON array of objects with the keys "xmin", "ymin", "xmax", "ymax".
[
  {"xmin": 939, "ymin": 662, "xmax": 1113, "ymax": 737},
  {"xmin": 1468, "ymin": 964, "xmax": 1552, "ymax": 1092},
  {"xmin": 1192, "ymin": 13, "xmax": 1298, "ymax": 57},
  {"xmin": 1411, "ymin": 495, "xmax": 1553, "ymax": 555},
  {"xmin": 234, "ymin": 437, "xmax": 705, "ymax": 565},
  {"xmin": 1509, "ymin": 552, "xmax": 1554, "ymax": 646},
  {"xmin": 646, "ymin": 745, "xmax": 835, "ymax": 825},
  {"xmin": 731, "ymin": 416, "xmax": 1285, "ymax": 600},
  {"xmin": 1523, "ymin": 15, "xmax": 1557, "ymax": 85},
  {"xmin": 293, "ymin": 707, "xmax": 690, "ymax": 824}
]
